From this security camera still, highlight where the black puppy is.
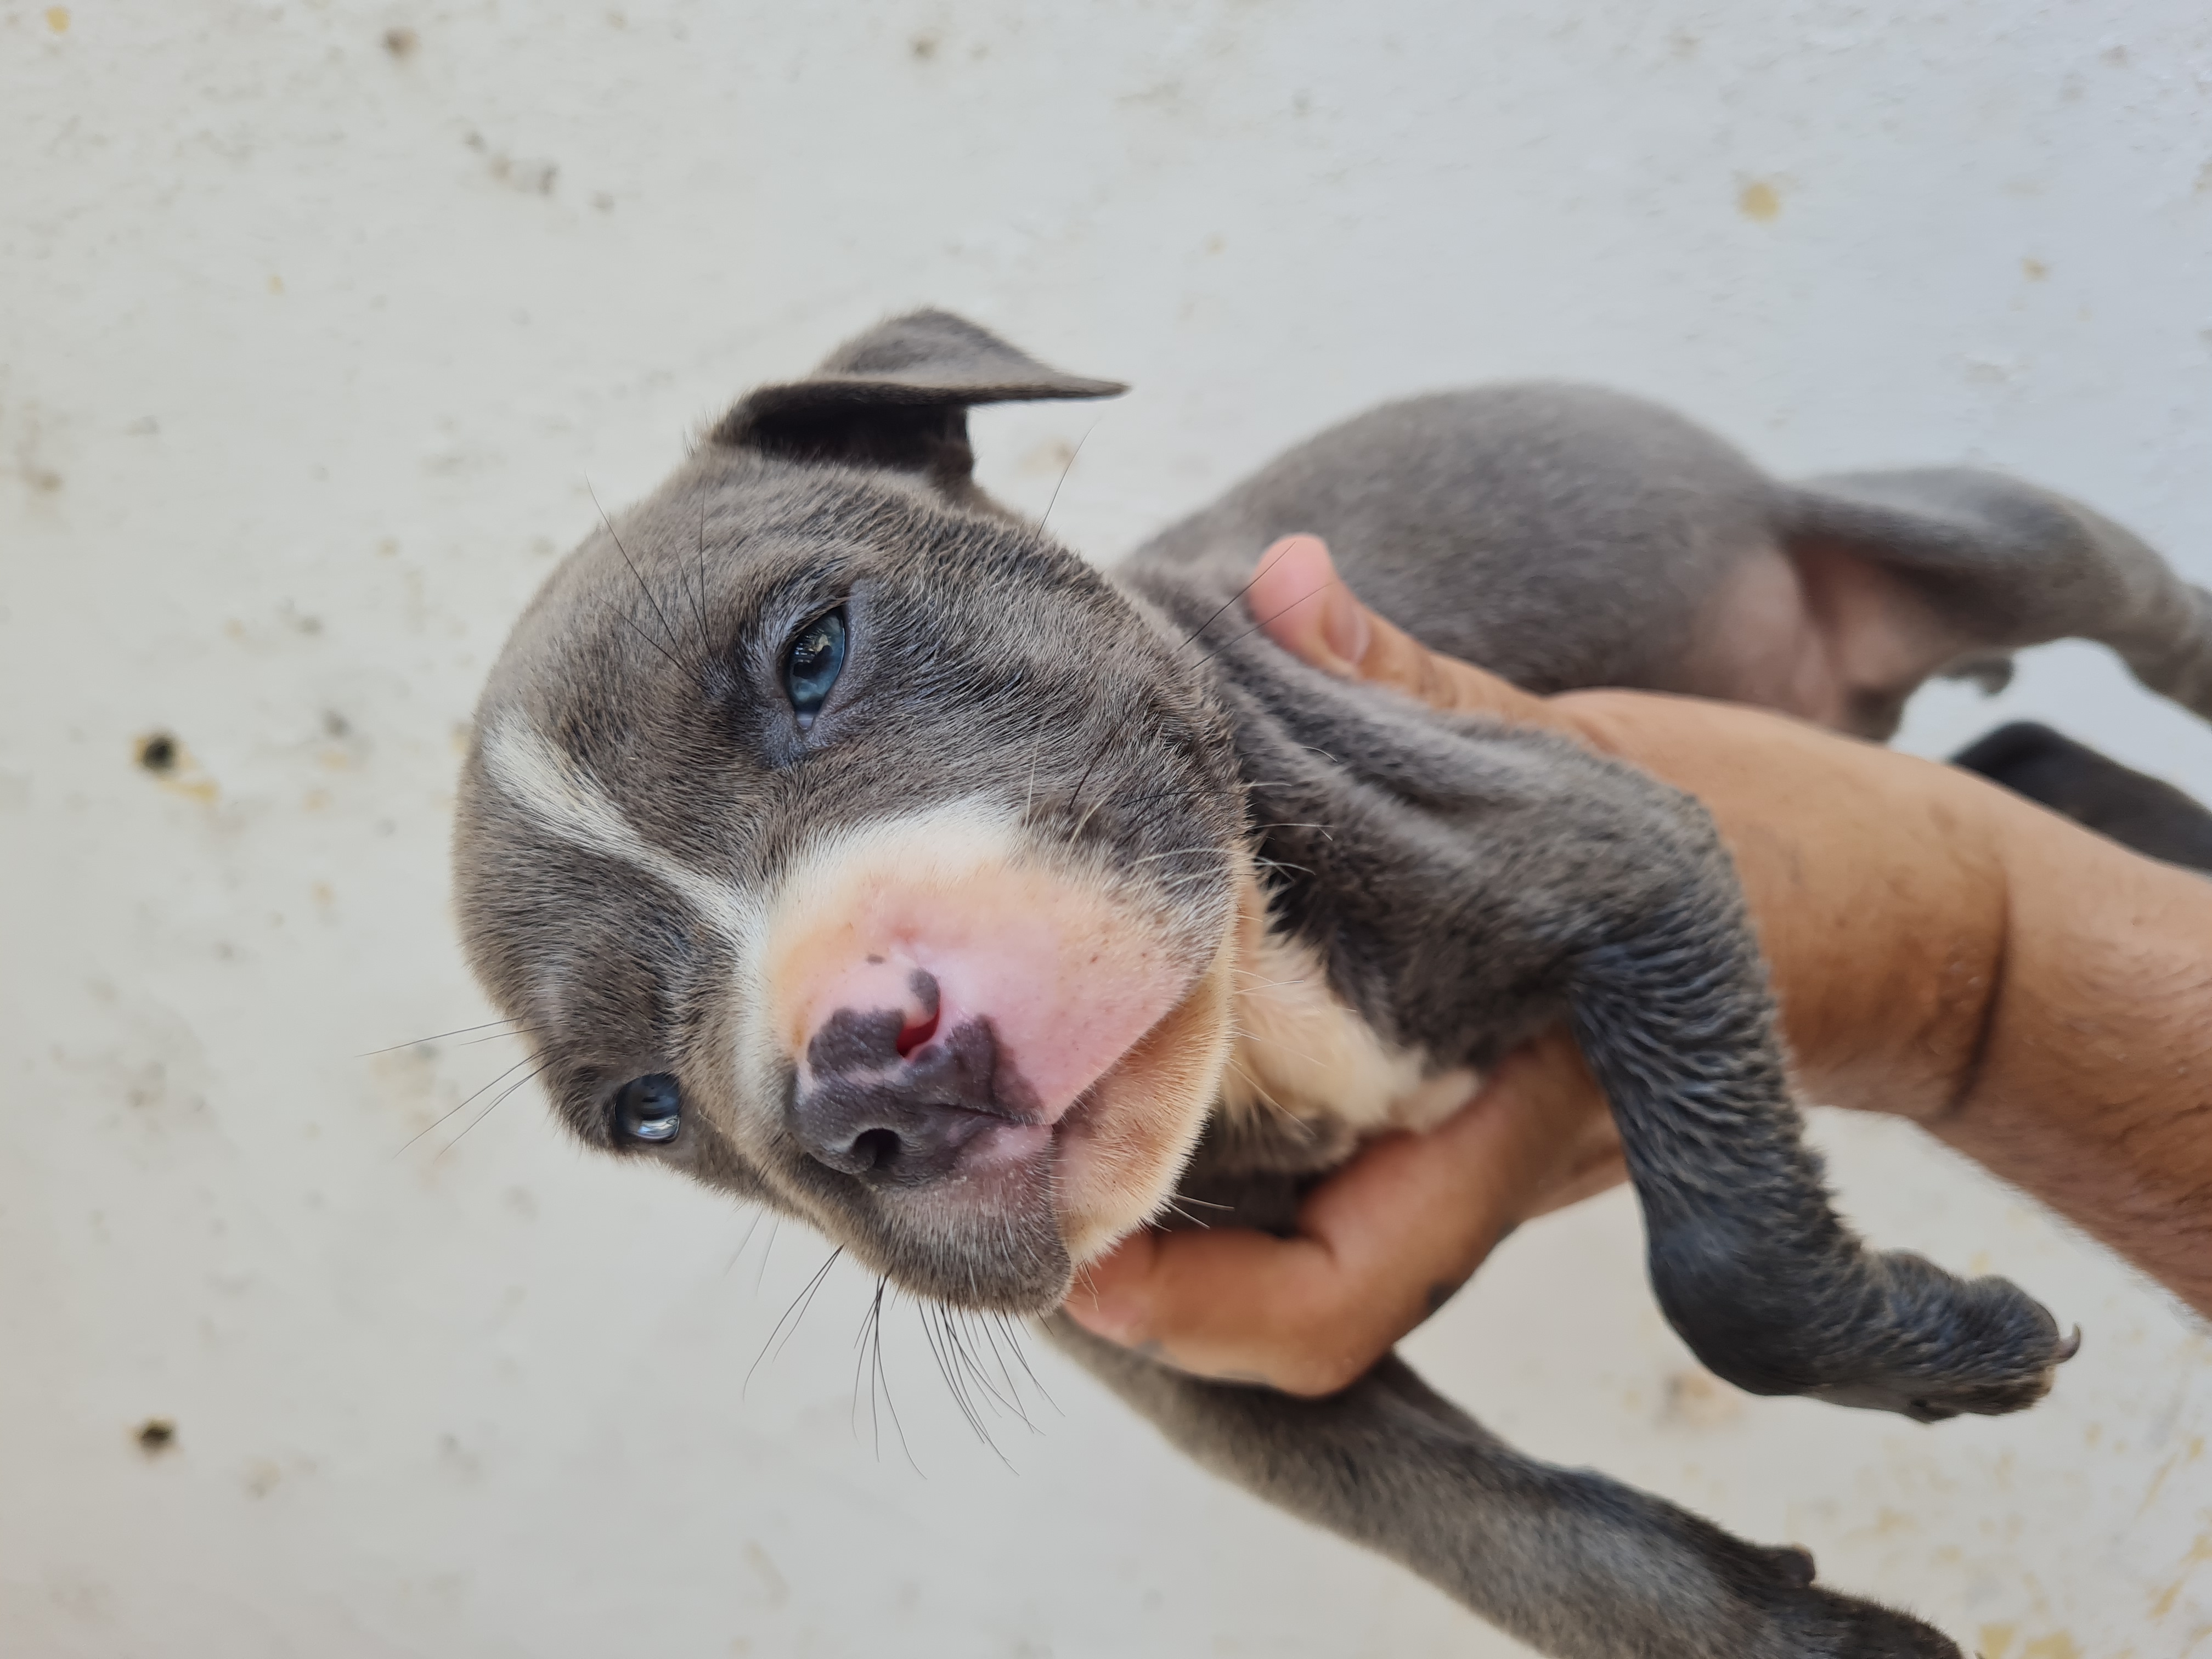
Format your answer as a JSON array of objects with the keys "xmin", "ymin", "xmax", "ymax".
[
  {"xmin": 453, "ymin": 313, "xmax": 2212, "ymax": 1657},
  {"xmin": 1954, "ymin": 721, "xmax": 2212, "ymax": 873}
]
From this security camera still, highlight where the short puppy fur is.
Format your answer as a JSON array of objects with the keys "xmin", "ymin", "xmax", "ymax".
[{"xmin": 454, "ymin": 313, "xmax": 2212, "ymax": 1658}]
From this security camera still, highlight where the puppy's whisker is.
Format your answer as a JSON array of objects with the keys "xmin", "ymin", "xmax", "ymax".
[
  {"xmin": 1036, "ymin": 416, "xmax": 1103, "ymax": 535},
  {"xmin": 589, "ymin": 476, "xmax": 689, "ymax": 663},
  {"xmin": 1128, "ymin": 845, "xmax": 1238, "ymax": 865},
  {"xmin": 744, "ymin": 1246, "xmax": 844, "ymax": 1397},
  {"xmin": 690, "ymin": 494, "xmax": 715, "ymax": 657},
  {"xmin": 358, "ymin": 1018, "xmax": 524, "ymax": 1058},
  {"xmin": 723, "ymin": 1207, "xmax": 767, "ymax": 1278},
  {"xmin": 996, "ymin": 1314, "xmax": 1056, "ymax": 1415},
  {"xmin": 1170, "ymin": 537, "xmax": 1303, "ymax": 660},
  {"xmin": 753, "ymin": 1220, "xmax": 781, "ymax": 1295},
  {"xmin": 1061, "ymin": 729, "xmax": 1120, "ymax": 834},
  {"xmin": 1223, "ymin": 1056, "xmax": 1305, "ymax": 1128},
  {"xmin": 453, "ymin": 1025, "xmax": 549, "ymax": 1048},
  {"xmin": 1231, "ymin": 970, "xmax": 1319, "ymax": 991},
  {"xmin": 613, "ymin": 606, "xmax": 689, "ymax": 676},
  {"xmin": 392, "ymin": 1052, "xmax": 541, "ymax": 1155},
  {"xmin": 433, "ymin": 1060, "xmax": 550, "ymax": 1159},
  {"xmin": 1228, "ymin": 1024, "xmax": 1329, "ymax": 1071},
  {"xmin": 1020, "ymin": 737, "xmax": 1043, "ymax": 827}
]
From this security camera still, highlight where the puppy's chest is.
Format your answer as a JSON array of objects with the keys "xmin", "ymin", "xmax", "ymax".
[{"xmin": 1218, "ymin": 909, "xmax": 1481, "ymax": 1153}]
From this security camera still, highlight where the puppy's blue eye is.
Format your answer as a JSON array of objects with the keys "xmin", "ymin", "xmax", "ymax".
[
  {"xmin": 785, "ymin": 610, "xmax": 848, "ymax": 726},
  {"xmin": 614, "ymin": 1074, "xmax": 681, "ymax": 1144}
]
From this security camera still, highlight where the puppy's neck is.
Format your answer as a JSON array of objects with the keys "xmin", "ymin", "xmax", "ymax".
[{"xmin": 1218, "ymin": 866, "xmax": 1480, "ymax": 1146}]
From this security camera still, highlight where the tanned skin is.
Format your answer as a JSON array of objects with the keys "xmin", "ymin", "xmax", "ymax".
[{"xmin": 1069, "ymin": 535, "xmax": 2212, "ymax": 1394}]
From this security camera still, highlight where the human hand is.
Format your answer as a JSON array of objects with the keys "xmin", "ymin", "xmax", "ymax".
[{"xmin": 1065, "ymin": 1028, "xmax": 1622, "ymax": 1396}]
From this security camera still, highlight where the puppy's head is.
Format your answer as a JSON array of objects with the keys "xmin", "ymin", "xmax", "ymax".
[{"xmin": 455, "ymin": 313, "xmax": 1246, "ymax": 1312}]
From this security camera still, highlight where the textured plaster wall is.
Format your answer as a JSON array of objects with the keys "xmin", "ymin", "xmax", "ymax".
[{"xmin": 3, "ymin": 3, "xmax": 2210, "ymax": 1656}]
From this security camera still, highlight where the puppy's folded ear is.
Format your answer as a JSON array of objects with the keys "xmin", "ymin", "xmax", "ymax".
[{"xmin": 712, "ymin": 311, "xmax": 1124, "ymax": 501}]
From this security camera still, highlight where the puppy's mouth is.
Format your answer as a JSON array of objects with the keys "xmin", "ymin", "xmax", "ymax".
[{"xmin": 757, "ymin": 806, "xmax": 1241, "ymax": 1308}]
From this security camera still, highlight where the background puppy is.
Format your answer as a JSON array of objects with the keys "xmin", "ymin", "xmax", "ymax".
[{"xmin": 455, "ymin": 312, "xmax": 2210, "ymax": 1658}]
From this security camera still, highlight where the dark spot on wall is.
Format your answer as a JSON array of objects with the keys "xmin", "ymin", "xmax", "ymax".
[
  {"xmin": 383, "ymin": 26, "xmax": 419, "ymax": 59},
  {"xmin": 910, "ymin": 33, "xmax": 940, "ymax": 60},
  {"xmin": 136, "ymin": 732, "xmax": 178, "ymax": 774},
  {"xmin": 135, "ymin": 1418, "xmax": 176, "ymax": 1455},
  {"xmin": 322, "ymin": 710, "xmax": 351, "ymax": 740}
]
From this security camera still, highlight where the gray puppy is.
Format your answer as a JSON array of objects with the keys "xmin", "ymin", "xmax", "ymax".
[{"xmin": 453, "ymin": 312, "xmax": 2212, "ymax": 1658}]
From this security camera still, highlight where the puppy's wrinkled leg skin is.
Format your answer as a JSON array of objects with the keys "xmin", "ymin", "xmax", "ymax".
[
  {"xmin": 1044, "ymin": 1317, "xmax": 1960, "ymax": 1659},
  {"xmin": 1786, "ymin": 469, "xmax": 2212, "ymax": 724},
  {"xmin": 1558, "ymin": 789, "xmax": 2072, "ymax": 1423}
]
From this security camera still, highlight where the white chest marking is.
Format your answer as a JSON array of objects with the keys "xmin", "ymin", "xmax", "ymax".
[{"xmin": 1220, "ymin": 898, "xmax": 1479, "ymax": 1141}]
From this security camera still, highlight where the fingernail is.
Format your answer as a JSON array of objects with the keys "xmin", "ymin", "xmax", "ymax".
[{"xmin": 1321, "ymin": 585, "xmax": 1369, "ymax": 667}]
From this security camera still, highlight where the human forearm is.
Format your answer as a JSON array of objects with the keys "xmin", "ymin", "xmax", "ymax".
[
  {"xmin": 1557, "ymin": 689, "xmax": 2212, "ymax": 1317},
  {"xmin": 1942, "ymin": 796, "xmax": 2212, "ymax": 1313}
]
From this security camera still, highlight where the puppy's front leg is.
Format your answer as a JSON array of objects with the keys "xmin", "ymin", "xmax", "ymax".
[{"xmin": 1043, "ymin": 1314, "xmax": 1959, "ymax": 1659}]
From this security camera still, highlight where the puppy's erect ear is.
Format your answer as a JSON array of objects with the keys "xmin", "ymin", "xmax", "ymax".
[{"xmin": 711, "ymin": 311, "xmax": 1125, "ymax": 501}]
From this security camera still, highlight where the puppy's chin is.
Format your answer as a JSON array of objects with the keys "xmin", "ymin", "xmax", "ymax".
[
  {"xmin": 866, "ymin": 1158, "xmax": 1075, "ymax": 1312},
  {"xmin": 1052, "ymin": 919, "xmax": 1237, "ymax": 1266}
]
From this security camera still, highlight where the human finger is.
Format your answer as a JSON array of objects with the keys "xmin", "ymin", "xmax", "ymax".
[
  {"xmin": 1064, "ymin": 1033, "xmax": 1602, "ymax": 1395},
  {"xmin": 1246, "ymin": 535, "xmax": 1563, "ymax": 730}
]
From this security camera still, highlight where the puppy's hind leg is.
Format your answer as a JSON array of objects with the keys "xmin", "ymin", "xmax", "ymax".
[{"xmin": 1042, "ymin": 1315, "xmax": 1963, "ymax": 1659}]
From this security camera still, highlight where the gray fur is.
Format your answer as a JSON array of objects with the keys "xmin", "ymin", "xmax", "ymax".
[
  {"xmin": 453, "ymin": 311, "xmax": 2212, "ymax": 1657},
  {"xmin": 1139, "ymin": 384, "xmax": 2212, "ymax": 737}
]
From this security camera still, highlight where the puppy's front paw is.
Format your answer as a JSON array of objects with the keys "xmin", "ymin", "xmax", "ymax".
[
  {"xmin": 1656, "ymin": 1240, "xmax": 2076, "ymax": 1424},
  {"xmin": 1805, "ymin": 1252, "xmax": 2078, "ymax": 1423}
]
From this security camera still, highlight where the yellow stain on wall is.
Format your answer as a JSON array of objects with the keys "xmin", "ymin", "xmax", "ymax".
[
  {"xmin": 1978, "ymin": 1624, "xmax": 2015, "ymax": 1659},
  {"xmin": 1738, "ymin": 179, "xmax": 1781, "ymax": 221},
  {"xmin": 2149, "ymin": 1530, "xmax": 2212, "ymax": 1619},
  {"xmin": 2021, "ymin": 1635, "xmax": 2082, "ymax": 1659},
  {"xmin": 46, "ymin": 6, "xmax": 70, "ymax": 32}
]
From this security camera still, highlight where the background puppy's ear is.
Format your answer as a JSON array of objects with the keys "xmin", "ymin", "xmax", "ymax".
[
  {"xmin": 1781, "ymin": 468, "xmax": 2212, "ymax": 725},
  {"xmin": 711, "ymin": 311, "xmax": 1124, "ymax": 501}
]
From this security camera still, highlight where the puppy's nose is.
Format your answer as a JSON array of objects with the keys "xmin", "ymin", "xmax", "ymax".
[{"xmin": 791, "ymin": 967, "xmax": 1045, "ymax": 1186}]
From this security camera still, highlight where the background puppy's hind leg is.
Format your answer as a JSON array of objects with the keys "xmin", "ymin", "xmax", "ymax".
[
  {"xmin": 1782, "ymin": 469, "xmax": 2212, "ymax": 725},
  {"xmin": 1042, "ymin": 1316, "xmax": 1963, "ymax": 1659}
]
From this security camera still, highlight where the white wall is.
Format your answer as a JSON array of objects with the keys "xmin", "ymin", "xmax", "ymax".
[{"xmin": 4, "ymin": 3, "xmax": 2209, "ymax": 1655}]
